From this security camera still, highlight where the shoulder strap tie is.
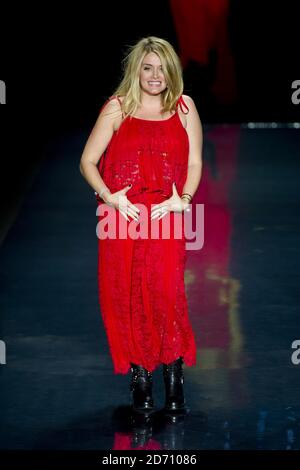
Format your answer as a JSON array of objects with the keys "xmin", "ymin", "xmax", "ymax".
[{"xmin": 177, "ymin": 95, "xmax": 189, "ymax": 114}]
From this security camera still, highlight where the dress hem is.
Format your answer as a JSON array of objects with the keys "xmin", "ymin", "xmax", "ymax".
[{"xmin": 111, "ymin": 351, "xmax": 197, "ymax": 375}]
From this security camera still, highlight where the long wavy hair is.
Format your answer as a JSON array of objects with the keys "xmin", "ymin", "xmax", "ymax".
[{"xmin": 110, "ymin": 36, "xmax": 184, "ymax": 119}]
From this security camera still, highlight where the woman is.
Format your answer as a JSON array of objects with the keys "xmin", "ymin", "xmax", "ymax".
[{"xmin": 79, "ymin": 36, "xmax": 203, "ymax": 413}]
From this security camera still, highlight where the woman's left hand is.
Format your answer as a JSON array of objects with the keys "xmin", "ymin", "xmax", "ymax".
[{"xmin": 151, "ymin": 182, "xmax": 190, "ymax": 220}]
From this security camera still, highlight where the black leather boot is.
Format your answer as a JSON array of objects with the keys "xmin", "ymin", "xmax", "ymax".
[
  {"xmin": 163, "ymin": 357, "xmax": 185, "ymax": 411},
  {"xmin": 130, "ymin": 363, "xmax": 154, "ymax": 412}
]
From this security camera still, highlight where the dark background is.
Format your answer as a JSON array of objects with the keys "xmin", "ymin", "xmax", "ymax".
[
  {"xmin": 2, "ymin": 1, "xmax": 300, "ymax": 128},
  {"xmin": 0, "ymin": 0, "xmax": 299, "ymax": 217}
]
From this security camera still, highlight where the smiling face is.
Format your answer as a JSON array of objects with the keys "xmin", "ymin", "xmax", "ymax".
[{"xmin": 139, "ymin": 52, "xmax": 167, "ymax": 96}]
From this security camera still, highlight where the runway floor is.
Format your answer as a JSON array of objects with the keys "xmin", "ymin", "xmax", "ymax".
[{"xmin": 0, "ymin": 124, "xmax": 300, "ymax": 450}]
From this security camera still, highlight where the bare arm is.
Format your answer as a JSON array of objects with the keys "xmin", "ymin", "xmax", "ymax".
[
  {"xmin": 181, "ymin": 94, "xmax": 203, "ymax": 200},
  {"xmin": 79, "ymin": 98, "xmax": 121, "ymax": 202},
  {"xmin": 79, "ymin": 99, "xmax": 140, "ymax": 221}
]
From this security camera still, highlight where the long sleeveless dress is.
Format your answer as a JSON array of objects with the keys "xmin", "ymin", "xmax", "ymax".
[{"xmin": 96, "ymin": 94, "xmax": 197, "ymax": 374}]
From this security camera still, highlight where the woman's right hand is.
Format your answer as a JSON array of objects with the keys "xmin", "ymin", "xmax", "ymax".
[{"xmin": 103, "ymin": 185, "xmax": 140, "ymax": 222}]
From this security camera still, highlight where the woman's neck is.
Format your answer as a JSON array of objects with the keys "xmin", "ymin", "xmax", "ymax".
[{"xmin": 139, "ymin": 91, "xmax": 163, "ymax": 110}]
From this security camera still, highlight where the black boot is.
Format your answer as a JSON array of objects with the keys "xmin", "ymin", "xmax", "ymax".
[
  {"xmin": 163, "ymin": 357, "xmax": 185, "ymax": 411},
  {"xmin": 130, "ymin": 363, "xmax": 154, "ymax": 412}
]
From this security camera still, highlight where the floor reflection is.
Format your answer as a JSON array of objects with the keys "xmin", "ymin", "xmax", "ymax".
[{"xmin": 29, "ymin": 403, "xmax": 299, "ymax": 450}]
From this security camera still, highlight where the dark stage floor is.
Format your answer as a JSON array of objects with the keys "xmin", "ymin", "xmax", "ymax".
[{"xmin": 0, "ymin": 124, "xmax": 300, "ymax": 450}]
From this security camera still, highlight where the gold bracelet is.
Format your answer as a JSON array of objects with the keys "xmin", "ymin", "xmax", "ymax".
[
  {"xmin": 181, "ymin": 192, "xmax": 192, "ymax": 200},
  {"xmin": 181, "ymin": 196, "xmax": 191, "ymax": 206},
  {"xmin": 181, "ymin": 195, "xmax": 192, "ymax": 203}
]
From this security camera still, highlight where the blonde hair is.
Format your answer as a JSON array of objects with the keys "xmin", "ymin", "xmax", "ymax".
[{"xmin": 110, "ymin": 36, "xmax": 184, "ymax": 119}]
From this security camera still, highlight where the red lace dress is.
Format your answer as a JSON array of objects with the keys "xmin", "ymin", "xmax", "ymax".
[{"xmin": 96, "ymin": 95, "xmax": 197, "ymax": 374}]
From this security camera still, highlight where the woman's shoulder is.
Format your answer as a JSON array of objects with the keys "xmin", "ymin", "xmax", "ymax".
[
  {"xmin": 108, "ymin": 95, "xmax": 125, "ymax": 106},
  {"xmin": 179, "ymin": 94, "xmax": 202, "ymax": 130},
  {"xmin": 181, "ymin": 94, "xmax": 194, "ymax": 107},
  {"xmin": 101, "ymin": 95, "xmax": 123, "ymax": 112},
  {"xmin": 180, "ymin": 95, "xmax": 199, "ymax": 117},
  {"xmin": 99, "ymin": 95, "xmax": 124, "ymax": 129}
]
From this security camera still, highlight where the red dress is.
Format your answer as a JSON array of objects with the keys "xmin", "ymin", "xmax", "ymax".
[{"xmin": 96, "ymin": 95, "xmax": 197, "ymax": 374}]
